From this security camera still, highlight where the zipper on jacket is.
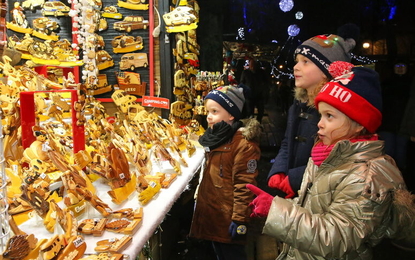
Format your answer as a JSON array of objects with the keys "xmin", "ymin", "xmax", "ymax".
[
  {"xmin": 219, "ymin": 152, "xmax": 223, "ymax": 177},
  {"xmin": 298, "ymin": 182, "xmax": 313, "ymax": 207}
]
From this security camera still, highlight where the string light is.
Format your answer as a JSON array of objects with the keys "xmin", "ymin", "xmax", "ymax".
[
  {"xmin": 279, "ymin": 0, "xmax": 294, "ymax": 12},
  {"xmin": 295, "ymin": 12, "xmax": 303, "ymax": 20},
  {"xmin": 271, "ymin": 67, "xmax": 294, "ymax": 79},
  {"xmin": 351, "ymin": 53, "xmax": 378, "ymax": 64},
  {"xmin": 287, "ymin": 24, "xmax": 300, "ymax": 37}
]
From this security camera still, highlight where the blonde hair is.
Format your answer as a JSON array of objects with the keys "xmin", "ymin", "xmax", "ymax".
[{"xmin": 294, "ymin": 78, "xmax": 330, "ymax": 106}]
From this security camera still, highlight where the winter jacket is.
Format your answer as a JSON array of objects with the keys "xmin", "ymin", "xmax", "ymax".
[
  {"xmin": 268, "ymin": 99, "xmax": 320, "ymax": 195},
  {"xmin": 264, "ymin": 139, "xmax": 413, "ymax": 260},
  {"xmin": 190, "ymin": 119, "xmax": 261, "ymax": 244}
]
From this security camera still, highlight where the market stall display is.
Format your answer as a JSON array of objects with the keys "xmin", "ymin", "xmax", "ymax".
[
  {"xmin": 0, "ymin": 57, "xmax": 205, "ymax": 259},
  {"xmin": 0, "ymin": 0, "xmax": 214, "ymax": 259}
]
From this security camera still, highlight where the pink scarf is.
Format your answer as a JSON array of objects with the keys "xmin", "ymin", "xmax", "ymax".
[{"xmin": 311, "ymin": 135, "xmax": 379, "ymax": 166}]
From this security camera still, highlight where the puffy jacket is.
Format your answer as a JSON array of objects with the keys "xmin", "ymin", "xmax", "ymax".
[
  {"xmin": 264, "ymin": 139, "xmax": 410, "ymax": 259},
  {"xmin": 268, "ymin": 99, "xmax": 320, "ymax": 195},
  {"xmin": 190, "ymin": 119, "xmax": 261, "ymax": 244}
]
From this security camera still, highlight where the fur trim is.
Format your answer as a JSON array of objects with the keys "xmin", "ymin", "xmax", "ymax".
[
  {"xmin": 294, "ymin": 88, "xmax": 309, "ymax": 103},
  {"xmin": 294, "ymin": 80, "xmax": 330, "ymax": 106},
  {"xmin": 392, "ymin": 189, "xmax": 415, "ymax": 249},
  {"xmin": 239, "ymin": 118, "xmax": 262, "ymax": 141}
]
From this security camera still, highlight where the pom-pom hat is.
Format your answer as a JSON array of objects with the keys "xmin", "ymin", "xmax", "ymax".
[
  {"xmin": 204, "ymin": 85, "xmax": 245, "ymax": 120},
  {"xmin": 295, "ymin": 34, "xmax": 356, "ymax": 78},
  {"xmin": 295, "ymin": 23, "xmax": 360, "ymax": 78},
  {"xmin": 314, "ymin": 62, "xmax": 382, "ymax": 133}
]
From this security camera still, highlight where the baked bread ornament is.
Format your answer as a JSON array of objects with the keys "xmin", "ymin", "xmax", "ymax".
[
  {"xmin": 76, "ymin": 188, "xmax": 112, "ymax": 217},
  {"xmin": 110, "ymin": 207, "xmax": 143, "ymax": 220},
  {"xmin": 94, "ymin": 235, "xmax": 132, "ymax": 253},
  {"xmin": 40, "ymin": 234, "xmax": 67, "ymax": 260},
  {"xmin": 78, "ymin": 218, "xmax": 108, "ymax": 236},
  {"xmin": 56, "ymin": 235, "xmax": 86, "ymax": 260},
  {"xmin": 2, "ymin": 234, "xmax": 37, "ymax": 260},
  {"xmin": 79, "ymin": 252, "xmax": 123, "ymax": 260}
]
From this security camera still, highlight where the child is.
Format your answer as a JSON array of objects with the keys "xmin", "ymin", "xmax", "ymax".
[
  {"xmin": 189, "ymin": 85, "xmax": 262, "ymax": 260},
  {"xmin": 247, "ymin": 62, "xmax": 415, "ymax": 259},
  {"xmin": 268, "ymin": 24, "xmax": 359, "ymax": 198}
]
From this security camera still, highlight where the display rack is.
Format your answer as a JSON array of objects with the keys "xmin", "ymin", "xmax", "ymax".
[{"xmin": 0, "ymin": 109, "xmax": 11, "ymax": 252}]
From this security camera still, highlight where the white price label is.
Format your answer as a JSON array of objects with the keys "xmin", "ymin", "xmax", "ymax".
[{"xmin": 73, "ymin": 237, "xmax": 84, "ymax": 248}]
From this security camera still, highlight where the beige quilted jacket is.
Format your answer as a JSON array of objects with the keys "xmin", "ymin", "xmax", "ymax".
[{"xmin": 263, "ymin": 139, "xmax": 414, "ymax": 260}]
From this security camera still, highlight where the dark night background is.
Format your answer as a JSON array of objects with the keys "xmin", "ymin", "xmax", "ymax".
[{"xmin": 197, "ymin": 0, "xmax": 415, "ymax": 72}]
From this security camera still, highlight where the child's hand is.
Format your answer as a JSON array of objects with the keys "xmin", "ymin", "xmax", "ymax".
[
  {"xmin": 246, "ymin": 184, "xmax": 273, "ymax": 218},
  {"xmin": 268, "ymin": 173, "xmax": 295, "ymax": 198}
]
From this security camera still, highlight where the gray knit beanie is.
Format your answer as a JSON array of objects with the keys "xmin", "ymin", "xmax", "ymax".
[
  {"xmin": 204, "ymin": 86, "xmax": 245, "ymax": 120},
  {"xmin": 294, "ymin": 24, "xmax": 359, "ymax": 78}
]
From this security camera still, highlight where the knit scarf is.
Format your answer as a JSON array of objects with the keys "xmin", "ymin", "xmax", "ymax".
[
  {"xmin": 198, "ymin": 121, "xmax": 242, "ymax": 151},
  {"xmin": 311, "ymin": 135, "xmax": 379, "ymax": 166}
]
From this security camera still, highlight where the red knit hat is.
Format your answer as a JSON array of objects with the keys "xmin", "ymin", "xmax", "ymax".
[{"xmin": 314, "ymin": 62, "xmax": 382, "ymax": 133}]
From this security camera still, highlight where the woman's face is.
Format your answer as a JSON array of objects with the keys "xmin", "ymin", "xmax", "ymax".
[
  {"xmin": 205, "ymin": 99, "xmax": 234, "ymax": 128},
  {"xmin": 317, "ymin": 102, "xmax": 363, "ymax": 145},
  {"xmin": 294, "ymin": 54, "xmax": 327, "ymax": 91}
]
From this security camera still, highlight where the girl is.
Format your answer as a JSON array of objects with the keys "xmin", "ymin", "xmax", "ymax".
[
  {"xmin": 248, "ymin": 62, "xmax": 415, "ymax": 259},
  {"xmin": 267, "ymin": 24, "xmax": 359, "ymax": 198}
]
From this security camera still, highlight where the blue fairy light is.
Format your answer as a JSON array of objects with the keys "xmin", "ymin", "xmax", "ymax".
[
  {"xmin": 279, "ymin": 0, "xmax": 294, "ymax": 13},
  {"xmin": 287, "ymin": 24, "xmax": 300, "ymax": 37},
  {"xmin": 295, "ymin": 11, "xmax": 303, "ymax": 20}
]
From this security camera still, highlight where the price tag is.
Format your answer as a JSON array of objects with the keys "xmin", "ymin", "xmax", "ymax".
[{"xmin": 73, "ymin": 236, "xmax": 85, "ymax": 248}]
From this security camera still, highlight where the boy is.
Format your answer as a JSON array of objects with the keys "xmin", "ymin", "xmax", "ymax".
[{"xmin": 189, "ymin": 85, "xmax": 262, "ymax": 260}]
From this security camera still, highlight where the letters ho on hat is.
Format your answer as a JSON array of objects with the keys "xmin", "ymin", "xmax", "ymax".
[{"xmin": 315, "ymin": 61, "xmax": 382, "ymax": 133}]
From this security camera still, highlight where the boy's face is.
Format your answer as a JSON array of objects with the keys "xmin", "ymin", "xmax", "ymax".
[
  {"xmin": 205, "ymin": 99, "xmax": 234, "ymax": 128},
  {"xmin": 317, "ymin": 102, "xmax": 363, "ymax": 145},
  {"xmin": 294, "ymin": 54, "xmax": 327, "ymax": 91}
]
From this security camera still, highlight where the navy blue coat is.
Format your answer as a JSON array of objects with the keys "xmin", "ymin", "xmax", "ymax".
[{"xmin": 267, "ymin": 100, "xmax": 320, "ymax": 196}]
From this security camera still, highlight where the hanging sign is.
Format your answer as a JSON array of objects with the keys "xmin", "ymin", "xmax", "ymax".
[{"xmin": 142, "ymin": 96, "xmax": 170, "ymax": 109}]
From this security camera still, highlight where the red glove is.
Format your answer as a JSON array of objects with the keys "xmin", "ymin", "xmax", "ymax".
[
  {"xmin": 246, "ymin": 184, "xmax": 274, "ymax": 218},
  {"xmin": 268, "ymin": 173, "xmax": 295, "ymax": 198}
]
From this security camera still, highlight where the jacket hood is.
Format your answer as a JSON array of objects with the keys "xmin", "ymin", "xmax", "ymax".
[
  {"xmin": 390, "ymin": 189, "xmax": 415, "ymax": 249},
  {"xmin": 239, "ymin": 118, "xmax": 262, "ymax": 142},
  {"xmin": 294, "ymin": 80, "xmax": 328, "ymax": 106},
  {"xmin": 328, "ymin": 140, "xmax": 415, "ymax": 249},
  {"xmin": 294, "ymin": 87, "xmax": 309, "ymax": 103}
]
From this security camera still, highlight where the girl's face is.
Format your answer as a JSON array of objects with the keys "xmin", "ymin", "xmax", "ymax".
[
  {"xmin": 294, "ymin": 54, "xmax": 327, "ymax": 91},
  {"xmin": 205, "ymin": 99, "xmax": 234, "ymax": 128},
  {"xmin": 317, "ymin": 102, "xmax": 363, "ymax": 145}
]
